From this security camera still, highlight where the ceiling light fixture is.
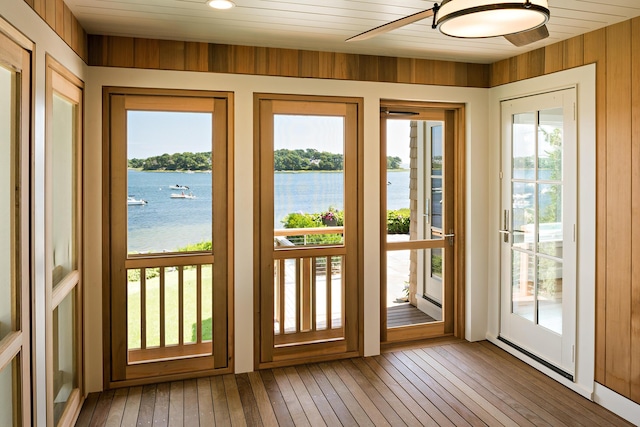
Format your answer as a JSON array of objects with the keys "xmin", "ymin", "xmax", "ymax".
[
  {"xmin": 437, "ymin": 0, "xmax": 549, "ymax": 38},
  {"xmin": 207, "ymin": 0, "xmax": 235, "ymax": 10}
]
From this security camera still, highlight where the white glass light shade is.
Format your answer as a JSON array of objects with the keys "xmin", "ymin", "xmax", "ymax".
[
  {"xmin": 207, "ymin": 0, "xmax": 235, "ymax": 10},
  {"xmin": 437, "ymin": 0, "xmax": 549, "ymax": 38}
]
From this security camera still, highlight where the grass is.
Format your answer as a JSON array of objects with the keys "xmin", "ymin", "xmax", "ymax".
[{"xmin": 127, "ymin": 265, "xmax": 213, "ymax": 349}]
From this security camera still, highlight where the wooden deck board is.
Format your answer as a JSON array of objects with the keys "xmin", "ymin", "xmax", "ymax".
[{"xmin": 77, "ymin": 341, "xmax": 633, "ymax": 427}]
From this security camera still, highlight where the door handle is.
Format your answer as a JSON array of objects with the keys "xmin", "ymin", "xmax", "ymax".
[
  {"xmin": 443, "ymin": 229, "xmax": 454, "ymax": 246},
  {"xmin": 499, "ymin": 209, "xmax": 510, "ymax": 242}
]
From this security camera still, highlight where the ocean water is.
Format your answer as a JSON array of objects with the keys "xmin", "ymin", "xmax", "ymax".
[{"xmin": 128, "ymin": 169, "xmax": 410, "ymax": 252}]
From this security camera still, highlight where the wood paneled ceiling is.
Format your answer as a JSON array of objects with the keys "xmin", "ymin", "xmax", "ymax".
[{"xmin": 65, "ymin": 0, "xmax": 640, "ymax": 63}]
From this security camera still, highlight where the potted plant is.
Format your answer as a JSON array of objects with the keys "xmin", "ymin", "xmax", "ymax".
[{"xmin": 321, "ymin": 209, "xmax": 337, "ymax": 226}]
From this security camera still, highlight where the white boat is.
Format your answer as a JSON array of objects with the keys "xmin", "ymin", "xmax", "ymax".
[
  {"xmin": 170, "ymin": 192, "xmax": 196, "ymax": 199},
  {"xmin": 169, "ymin": 184, "xmax": 189, "ymax": 190},
  {"xmin": 127, "ymin": 197, "xmax": 148, "ymax": 205}
]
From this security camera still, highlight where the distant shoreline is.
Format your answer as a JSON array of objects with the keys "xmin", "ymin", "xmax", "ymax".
[{"xmin": 128, "ymin": 168, "xmax": 409, "ymax": 173}]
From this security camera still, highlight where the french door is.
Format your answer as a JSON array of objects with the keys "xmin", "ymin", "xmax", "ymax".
[
  {"xmin": 105, "ymin": 89, "xmax": 232, "ymax": 386},
  {"xmin": 500, "ymin": 88, "xmax": 576, "ymax": 377},
  {"xmin": 255, "ymin": 94, "xmax": 362, "ymax": 368},
  {"xmin": 0, "ymin": 25, "xmax": 31, "ymax": 427},
  {"xmin": 380, "ymin": 102, "xmax": 464, "ymax": 343}
]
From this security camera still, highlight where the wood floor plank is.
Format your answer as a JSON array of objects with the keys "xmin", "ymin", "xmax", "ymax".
[
  {"xmin": 358, "ymin": 357, "xmax": 438, "ymax": 426},
  {"xmin": 339, "ymin": 359, "xmax": 411, "ymax": 426},
  {"xmin": 305, "ymin": 363, "xmax": 359, "ymax": 426},
  {"xmin": 260, "ymin": 369, "xmax": 295, "ymax": 426},
  {"xmin": 75, "ymin": 392, "xmax": 100, "ymax": 427},
  {"xmin": 371, "ymin": 355, "xmax": 457, "ymax": 427},
  {"xmin": 236, "ymin": 373, "xmax": 263, "ymax": 426},
  {"xmin": 196, "ymin": 377, "xmax": 215, "ymax": 426},
  {"xmin": 387, "ymin": 351, "xmax": 482, "ymax": 426},
  {"xmin": 210, "ymin": 375, "xmax": 231, "ymax": 425},
  {"xmin": 152, "ymin": 382, "xmax": 171, "ymax": 426},
  {"xmin": 283, "ymin": 366, "xmax": 328, "ymax": 426},
  {"xmin": 182, "ymin": 379, "xmax": 199, "ymax": 427},
  {"xmin": 294, "ymin": 365, "xmax": 342, "ymax": 426},
  {"xmin": 105, "ymin": 388, "xmax": 130, "ymax": 427},
  {"xmin": 168, "ymin": 381, "xmax": 184, "ymax": 427},
  {"xmin": 121, "ymin": 386, "xmax": 143, "ymax": 427},
  {"xmin": 438, "ymin": 344, "xmax": 559, "ymax": 426},
  {"xmin": 317, "ymin": 362, "xmax": 374, "ymax": 426},
  {"xmin": 272, "ymin": 368, "xmax": 312, "ymax": 426},
  {"xmin": 247, "ymin": 371, "xmax": 279, "ymax": 426},
  {"xmin": 326, "ymin": 361, "xmax": 390, "ymax": 426},
  {"xmin": 137, "ymin": 385, "xmax": 157, "ymax": 427},
  {"xmin": 411, "ymin": 348, "xmax": 517, "ymax": 426},
  {"xmin": 223, "ymin": 374, "xmax": 247, "ymax": 427},
  {"xmin": 90, "ymin": 389, "xmax": 115, "ymax": 427}
]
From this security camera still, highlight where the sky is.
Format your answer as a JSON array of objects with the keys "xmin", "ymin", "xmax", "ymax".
[{"xmin": 127, "ymin": 111, "xmax": 412, "ymax": 163}]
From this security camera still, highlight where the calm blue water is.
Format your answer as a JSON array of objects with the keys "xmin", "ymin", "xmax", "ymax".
[{"xmin": 128, "ymin": 169, "xmax": 410, "ymax": 252}]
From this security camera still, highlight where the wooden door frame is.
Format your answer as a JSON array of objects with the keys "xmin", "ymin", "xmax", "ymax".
[
  {"xmin": 101, "ymin": 87, "xmax": 235, "ymax": 388},
  {"xmin": 380, "ymin": 100, "xmax": 466, "ymax": 345},
  {"xmin": 253, "ymin": 93, "xmax": 364, "ymax": 369}
]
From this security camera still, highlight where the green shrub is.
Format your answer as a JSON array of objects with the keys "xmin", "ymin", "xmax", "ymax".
[
  {"xmin": 282, "ymin": 211, "xmax": 343, "ymax": 245},
  {"xmin": 387, "ymin": 208, "xmax": 410, "ymax": 234}
]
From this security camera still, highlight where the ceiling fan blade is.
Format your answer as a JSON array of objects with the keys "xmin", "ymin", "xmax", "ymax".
[
  {"xmin": 346, "ymin": 8, "xmax": 435, "ymax": 42},
  {"xmin": 503, "ymin": 24, "xmax": 549, "ymax": 47}
]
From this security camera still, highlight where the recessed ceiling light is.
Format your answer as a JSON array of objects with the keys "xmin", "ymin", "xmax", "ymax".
[{"xmin": 207, "ymin": 0, "xmax": 235, "ymax": 10}]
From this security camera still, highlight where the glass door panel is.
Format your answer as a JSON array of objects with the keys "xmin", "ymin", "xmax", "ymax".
[
  {"xmin": 500, "ymin": 89, "xmax": 576, "ymax": 375},
  {"xmin": 52, "ymin": 94, "xmax": 77, "ymax": 288}
]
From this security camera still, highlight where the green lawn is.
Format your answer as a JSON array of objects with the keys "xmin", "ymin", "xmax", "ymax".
[{"xmin": 127, "ymin": 265, "xmax": 213, "ymax": 349}]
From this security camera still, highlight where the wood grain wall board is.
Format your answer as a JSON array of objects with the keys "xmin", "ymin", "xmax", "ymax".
[
  {"xmin": 63, "ymin": 4, "xmax": 72, "ymax": 43},
  {"xmin": 604, "ymin": 20, "xmax": 633, "ymax": 398},
  {"xmin": 584, "ymin": 27, "xmax": 608, "ymax": 386},
  {"xmin": 55, "ymin": 0, "xmax": 64, "ymax": 37},
  {"xmin": 631, "ymin": 16, "xmax": 640, "ymax": 404},
  {"xmin": 563, "ymin": 35, "xmax": 584, "ymax": 69},
  {"xmin": 133, "ymin": 38, "xmax": 159, "ymax": 69},
  {"xmin": 185, "ymin": 42, "xmax": 209, "ymax": 72},
  {"xmin": 544, "ymin": 43, "xmax": 564, "ymax": 74},
  {"xmin": 45, "ymin": 0, "xmax": 55, "ymax": 29},
  {"xmin": 158, "ymin": 40, "xmax": 185, "ymax": 71}
]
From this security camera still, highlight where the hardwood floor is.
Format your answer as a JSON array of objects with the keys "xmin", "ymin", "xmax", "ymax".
[{"xmin": 76, "ymin": 340, "xmax": 633, "ymax": 426}]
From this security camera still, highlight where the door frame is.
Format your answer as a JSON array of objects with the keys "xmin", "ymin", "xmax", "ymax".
[
  {"xmin": 253, "ymin": 93, "xmax": 364, "ymax": 369},
  {"xmin": 101, "ymin": 87, "xmax": 235, "ymax": 388},
  {"xmin": 380, "ymin": 100, "xmax": 466, "ymax": 345}
]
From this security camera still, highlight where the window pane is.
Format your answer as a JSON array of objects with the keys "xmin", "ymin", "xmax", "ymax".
[
  {"xmin": 431, "ymin": 125, "xmax": 443, "ymax": 175},
  {"xmin": 512, "ymin": 181, "xmax": 535, "ymax": 251},
  {"xmin": 0, "ymin": 65, "xmax": 16, "ymax": 340},
  {"xmin": 127, "ymin": 111, "xmax": 213, "ymax": 254},
  {"xmin": 512, "ymin": 250, "xmax": 534, "ymax": 322},
  {"xmin": 53, "ymin": 289, "xmax": 77, "ymax": 425},
  {"xmin": 512, "ymin": 112, "xmax": 536, "ymax": 180},
  {"xmin": 538, "ymin": 256, "xmax": 562, "ymax": 334},
  {"xmin": 274, "ymin": 115, "xmax": 345, "ymax": 247},
  {"xmin": 0, "ymin": 356, "xmax": 20, "ymax": 427},
  {"xmin": 52, "ymin": 94, "xmax": 77, "ymax": 288},
  {"xmin": 538, "ymin": 108, "xmax": 563, "ymax": 180}
]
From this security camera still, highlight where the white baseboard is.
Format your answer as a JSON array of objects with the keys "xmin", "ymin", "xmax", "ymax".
[{"xmin": 593, "ymin": 383, "xmax": 640, "ymax": 426}]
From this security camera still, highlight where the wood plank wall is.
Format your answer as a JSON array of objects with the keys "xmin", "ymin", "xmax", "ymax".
[
  {"xmin": 492, "ymin": 17, "xmax": 640, "ymax": 405},
  {"xmin": 22, "ymin": 0, "xmax": 87, "ymax": 61},
  {"xmin": 86, "ymin": 35, "xmax": 490, "ymax": 88}
]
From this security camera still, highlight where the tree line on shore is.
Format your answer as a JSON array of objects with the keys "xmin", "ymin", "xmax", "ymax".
[{"xmin": 128, "ymin": 149, "xmax": 404, "ymax": 171}]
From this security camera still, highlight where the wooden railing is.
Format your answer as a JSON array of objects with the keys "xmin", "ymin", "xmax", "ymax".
[
  {"xmin": 273, "ymin": 227, "xmax": 345, "ymax": 347},
  {"xmin": 125, "ymin": 254, "xmax": 214, "ymax": 364}
]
